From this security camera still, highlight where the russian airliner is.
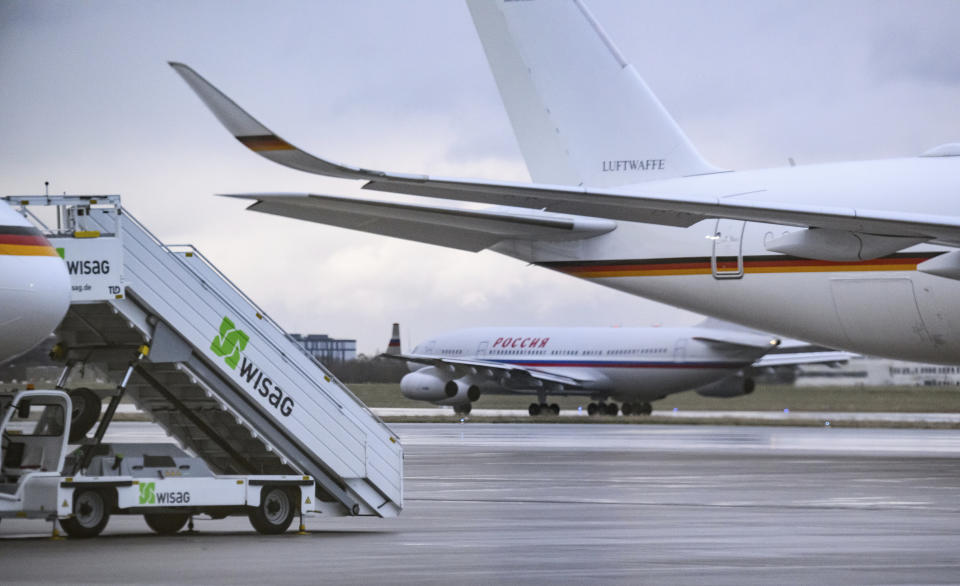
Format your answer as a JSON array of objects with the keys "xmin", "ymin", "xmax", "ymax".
[
  {"xmin": 171, "ymin": 0, "xmax": 960, "ymax": 365},
  {"xmin": 0, "ymin": 199, "xmax": 70, "ymax": 363},
  {"xmin": 384, "ymin": 323, "xmax": 849, "ymax": 416}
]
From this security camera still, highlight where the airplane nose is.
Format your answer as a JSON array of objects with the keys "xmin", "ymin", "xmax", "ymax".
[{"xmin": 0, "ymin": 255, "xmax": 71, "ymax": 363}]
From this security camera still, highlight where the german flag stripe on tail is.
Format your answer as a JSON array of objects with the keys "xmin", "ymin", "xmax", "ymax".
[{"xmin": 0, "ymin": 225, "xmax": 58, "ymax": 257}]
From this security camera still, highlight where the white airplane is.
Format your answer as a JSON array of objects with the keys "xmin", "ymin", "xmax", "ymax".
[
  {"xmin": 384, "ymin": 322, "xmax": 850, "ymax": 416},
  {"xmin": 0, "ymin": 199, "xmax": 70, "ymax": 363},
  {"xmin": 171, "ymin": 0, "xmax": 960, "ymax": 365}
]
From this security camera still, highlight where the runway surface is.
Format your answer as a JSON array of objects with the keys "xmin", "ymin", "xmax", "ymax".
[{"xmin": 2, "ymin": 423, "xmax": 960, "ymax": 585}]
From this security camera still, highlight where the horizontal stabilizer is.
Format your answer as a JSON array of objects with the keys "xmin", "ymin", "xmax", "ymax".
[{"xmin": 223, "ymin": 192, "xmax": 616, "ymax": 252}]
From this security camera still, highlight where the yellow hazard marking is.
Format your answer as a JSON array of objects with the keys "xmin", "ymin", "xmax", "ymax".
[
  {"xmin": 236, "ymin": 480, "xmax": 244, "ymax": 484},
  {"xmin": 139, "ymin": 345, "xmax": 150, "ymax": 356},
  {"xmin": 305, "ymin": 497, "xmax": 312, "ymax": 505},
  {"xmin": 62, "ymin": 500, "xmax": 69, "ymax": 508},
  {"xmin": 72, "ymin": 230, "xmax": 100, "ymax": 238}
]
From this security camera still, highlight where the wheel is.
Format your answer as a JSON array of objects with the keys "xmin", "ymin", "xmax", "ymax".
[
  {"xmin": 528, "ymin": 403, "xmax": 541, "ymax": 416},
  {"xmin": 587, "ymin": 403, "xmax": 598, "ymax": 416},
  {"xmin": 61, "ymin": 488, "xmax": 110, "ymax": 538},
  {"xmin": 249, "ymin": 487, "xmax": 295, "ymax": 534},
  {"xmin": 144, "ymin": 513, "xmax": 190, "ymax": 535},
  {"xmin": 621, "ymin": 402, "xmax": 634, "ymax": 416},
  {"xmin": 640, "ymin": 402, "xmax": 653, "ymax": 415},
  {"xmin": 549, "ymin": 403, "xmax": 560, "ymax": 416},
  {"xmin": 606, "ymin": 402, "xmax": 619, "ymax": 416},
  {"xmin": 68, "ymin": 388, "xmax": 101, "ymax": 442},
  {"xmin": 454, "ymin": 403, "xmax": 472, "ymax": 416}
]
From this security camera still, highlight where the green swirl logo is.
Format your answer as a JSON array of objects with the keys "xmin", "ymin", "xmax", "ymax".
[
  {"xmin": 139, "ymin": 482, "xmax": 156, "ymax": 505},
  {"xmin": 210, "ymin": 316, "xmax": 250, "ymax": 370}
]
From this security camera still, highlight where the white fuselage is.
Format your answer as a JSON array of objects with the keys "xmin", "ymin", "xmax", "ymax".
[
  {"xmin": 493, "ymin": 157, "xmax": 960, "ymax": 364},
  {"xmin": 403, "ymin": 326, "xmax": 770, "ymax": 404},
  {"xmin": 0, "ymin": 201, "xmax": 70, "ymax": 363}
]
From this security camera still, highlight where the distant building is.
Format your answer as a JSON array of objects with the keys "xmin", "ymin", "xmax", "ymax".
[
  {"xmin": 290, "ymin": 333, "xmax": 357, "ymax": 363},
  {"xmin": 796, "ymin": 356, "xmax": 960, "ymax": 387}
]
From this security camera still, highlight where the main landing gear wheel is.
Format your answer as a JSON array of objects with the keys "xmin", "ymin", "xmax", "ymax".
[
  {"xmin": 528, "ymin": 403, "xmax": 541, "ymax": 416},
  {"xmin": 68, "ymin": 388, "xmax": 101, "ymax": 442},
  {"xmin": 549, "ymin": 403, "xmax": 560, "ymax": 416},
  {"xmin": 61, "ymin": 488, "xmax": 110, "ymax": 538},
  {"xmin": 249, "ymin": 487, "xmax": 295, "ymax": 535},
  {"xmin": 144, "ymin": 513, "xmax": 190, "ymax": 535},
  {"xmin": 606, "ymin": 402, "xmax": 620, "ymax": 416},
  {"xmin": 454, "ymin": 403, "xmax": 472, "ymax": 416},
  {"xmin": 587, "ymin": 403, "xmax": 598, "ymax": 416},
  {"xmin": 622, "ymin": 402, "xmax": 653, "ymax": 416}
]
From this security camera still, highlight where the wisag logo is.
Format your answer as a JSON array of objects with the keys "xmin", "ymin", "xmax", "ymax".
[
  {"xmin": 139, "ymin": 482, "xmax": 156, "ymax": 505},
  {"xmin": 210, "ymin": 316, "xmax": 249, "ymax": 369},
  {"xmin": 210, "ymin": 316, "xmax": 295, "ymax": 417}
]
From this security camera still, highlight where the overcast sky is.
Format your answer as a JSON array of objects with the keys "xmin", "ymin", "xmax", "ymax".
[{"xmin": 2, "ymin": 1, "xmax": 959, "ymax": 355}]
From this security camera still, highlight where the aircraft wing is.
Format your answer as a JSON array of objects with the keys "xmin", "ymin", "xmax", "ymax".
[
  {"xmin": 752, "ymin": 351, "xmax": 855, "ymax": 368},
  {"xmin": 382, "ymin": 353, "xmax": 587, "ymax": 387},
  {"xmin": 223, "ymin": 193, "xmax": 615, "ymax": 252},
  {"xmin": 171, "ymin": 62, "xmax": 960, "ymax": 246}
]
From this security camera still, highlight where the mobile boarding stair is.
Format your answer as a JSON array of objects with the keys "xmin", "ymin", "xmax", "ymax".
[{"xmin": 5, "ymin": 194, "xmax": 402, "ymax": 522}]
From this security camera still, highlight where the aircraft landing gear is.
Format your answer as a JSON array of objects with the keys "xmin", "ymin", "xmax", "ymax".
[
  {"xmin": 587, "ymin": 402, "xmax": 620, "ymax": 416},
  {"xmin": 620, "ymin": 402, "xmax": 653, "ymax": 416},
  {"xmin": 454, "ymin": 403, "xmax": 472, "ymax": 416},
  {"xmin": 528, "ymin": 402, "xmax": 561, "ymax": 416}
]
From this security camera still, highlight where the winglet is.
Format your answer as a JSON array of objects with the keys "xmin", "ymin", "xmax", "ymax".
[{"xmin": 169, "ymin": 62, "xmax": 362, "ymax": 179}]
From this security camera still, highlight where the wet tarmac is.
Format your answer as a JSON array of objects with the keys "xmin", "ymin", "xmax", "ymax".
[{"xmin": 2, "ymin": 423, "xmax": 960, "ymax": 584}]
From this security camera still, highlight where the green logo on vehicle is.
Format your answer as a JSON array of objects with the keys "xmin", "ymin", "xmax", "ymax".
[
  {"xmin": 139, "ymin": 482, "xmax": 156, "ymax": 505},
  {"xmin": 210, "ymin": 316, "xmax": 250, "ymax": 370}
]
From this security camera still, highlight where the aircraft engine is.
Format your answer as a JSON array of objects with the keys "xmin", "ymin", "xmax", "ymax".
[
  {"xmin": 436, "ymin": 378, "xmax": 482, "ymax": 406},
  {"xmin": 694, "ymin": 374, "xmax": 755, "ymax": 398},
  {"xmin": 400, "ymin": 367, "xmax": 457, "ymax": 402}
]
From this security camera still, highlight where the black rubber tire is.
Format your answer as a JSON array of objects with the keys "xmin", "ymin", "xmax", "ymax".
[
  {"xmin": 61, "ymin": 488, "xmax": 110, "ymax": 538},
  {"xmin": 621, "ymin": 403, "xmax": 634, "ymax": 416},
  {"xmin": 144, "ymin": 513, "xmax": 190, "ymax": 535},
  {"xmin": 454, "ymin": 403, "xmax": 472, "ymax": 416},
  {"xmin": 528, "ymin": 403, "xmax": 541, "ymax": 416},
  {"xmin": 641, "ymin": 402, "xmax": 653, "ymax": 416},
  {"xmin": 68, "ymin": 388, "xmax": 101, "ymax": 442},
  {"xmin": 249, "ymin": 487, "xmax": 295, "ymax": 535},
  {"xmin": 550, "ymin": 403, "xmax": 560, "ymax": 416},
  {"xmin": 587, "ymin": 403, "xmax": 598, "ymax": 416},
  {"xmin": 606, "ymin": 403, "xmax": 620, "ymax": 416}
]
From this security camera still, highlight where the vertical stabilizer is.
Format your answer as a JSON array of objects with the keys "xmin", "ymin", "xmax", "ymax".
[
  {"xmin": 386, "ymin": 323, "xmax": 402, "ymax": 355},
  {"xmin": 467, "ymin": 0, "xmax": 720, "ymax": 187}
]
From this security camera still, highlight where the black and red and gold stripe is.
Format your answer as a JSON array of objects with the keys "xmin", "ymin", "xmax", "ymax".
[
  {"xmin": 0, "ymin": 225, "xmax": 58, "ymax": 257},
  {"xmin": 236, "ymin": 134, "xmax": 295, "ymax": 152},
  {"xmin": 538, "ymin": 252, "xmax": 944, "ymax": 279}
]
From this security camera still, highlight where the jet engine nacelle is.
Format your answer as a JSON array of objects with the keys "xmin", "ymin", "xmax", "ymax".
[
  {"xmin": 695, "ymin": 375, "xmax": 755, "ymax": 398},
  {"xmin": 400, "ymin": 367, "xmax": 482, "ymax": 405},
  {"xmin": 400, "ymin": 367, "xmax": 457, "ymax": 402},
  {"xmin": 435, "ymin": 378, "xmax": 482, "ymax": 406}
]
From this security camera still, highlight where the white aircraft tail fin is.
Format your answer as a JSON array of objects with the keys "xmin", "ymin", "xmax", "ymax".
[
  {"xmin": 386, "ymin": 323, "xmax": 402, "ymax": 355},
  {"xmin": 467, "ymin": 0, "xmax": 721, "ymax": 187}
]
